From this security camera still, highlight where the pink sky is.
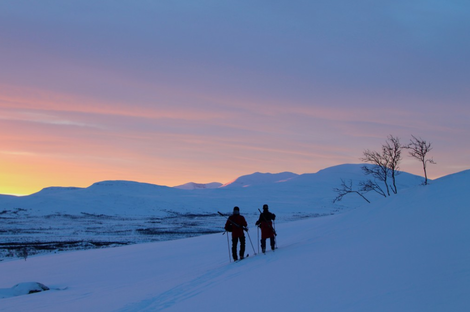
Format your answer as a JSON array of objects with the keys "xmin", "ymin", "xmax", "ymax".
[{"xmin": 1, "ymin": 1, "xmax": 469, "ymax": 195}]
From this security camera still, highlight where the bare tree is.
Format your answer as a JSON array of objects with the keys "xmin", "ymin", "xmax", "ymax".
[
  {"xmin": 383, "ymin": 135, "xmax": 402, "ymax": 194},
  {"xmin": 359, "ymin": 179, "xmax": 387, "ymax": 198},
  {"xmin": 361, "ymin": 135, "xmax": 403, "ymax": 196},
  {"xmin": 407, "ymin": 135, "xmax": 436, "ymax": 185},
  {"xmin": 333, "ymin": 179, "xmax": 370, "ymax": 203},
  {"xmin": 361, "ymin": 150, "xmax": 391, "ymax": 196}
]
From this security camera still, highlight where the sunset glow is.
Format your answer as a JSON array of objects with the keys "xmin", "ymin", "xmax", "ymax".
[{"xmin": 1, "ymin": 1, "xmax": 469, "ymax": 195}]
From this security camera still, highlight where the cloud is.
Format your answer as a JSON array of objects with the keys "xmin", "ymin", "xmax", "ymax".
[
  {"xmin": 0, "ymin": 109, "xmax": 103, "ymax": 129},
  {"xmin": 0, "ymin": 1, "xmax": 469, "ymax": 194}
]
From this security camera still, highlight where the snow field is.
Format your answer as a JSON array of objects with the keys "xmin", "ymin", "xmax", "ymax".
[{"xmin": 1, "ymin": 170, "xmax": 469, "ymax": 311}]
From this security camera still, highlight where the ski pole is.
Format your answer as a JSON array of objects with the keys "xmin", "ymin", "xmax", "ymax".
[
  {"xmin": 219, "ymin": 211, "xmax": 233, "ymax": 262},
  {"xmin": 257, "ymin": 226, "xmax": 260, "ymax": 254},
  {"xmin": 245, "ymin": 228, "xmax": 257, "ymax": 255},
  {"xmin": 224, "ymin": 231, "xmax": 232, "ymax": 262},
  {"xmin": 218, "ymin": 211, "xmax": 243, "ymax": 229},
  {"xmin": 273, "ymin": 219, "xmax": 278, "ymax": 249}
]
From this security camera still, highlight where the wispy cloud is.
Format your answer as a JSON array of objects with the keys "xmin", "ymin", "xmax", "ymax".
[
  {"xmin": 0, "ymin": 110, "xmax": 103, "ymax": 128},
  {"xmin": 0, "ymin": 150, "xmax": 37, "ymax": 156},
  {"xmin": 0, "ymin": 1, "xmax": 469, "ymax": 195}
]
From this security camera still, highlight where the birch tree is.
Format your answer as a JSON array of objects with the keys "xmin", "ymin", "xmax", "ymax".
[{"xmin": 407, "ymin": 135, "xmax": 436, "ymax": 185}]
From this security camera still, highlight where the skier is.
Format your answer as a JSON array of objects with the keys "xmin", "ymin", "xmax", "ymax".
[
  {"xmin": 225, "ymin": 206, "xmax": 248, "ymax": 261},
  {"xmin": 255, "ymin": 204, "xmax": 276, "ymax": 253}
]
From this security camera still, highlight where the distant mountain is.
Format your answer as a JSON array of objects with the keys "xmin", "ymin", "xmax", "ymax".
[
  {"xmin": 221, "ymin": 172, "xmax": 299, "ymax": 188},
  {"xmin": 173, "ymin": 182, "xmax": 223, "ymax": 190},
  {"xmin": 0, "ymin": 164, "xmax": 426, "ymax": 217}
]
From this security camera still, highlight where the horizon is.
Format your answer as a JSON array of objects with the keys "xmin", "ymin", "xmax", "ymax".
[
  {"xmin": 1, "ymin": 1, "xmax": 469, "ymax": 195},
  {"xmin": 0, "ymin": 161, "xmax": 457, "ymax": 196},
  {"xmin": 1, "ymin": 162, "xmax": 451, "ymax": 197}
]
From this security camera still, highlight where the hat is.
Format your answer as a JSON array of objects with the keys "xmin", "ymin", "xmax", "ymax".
[
  {"xmin": 263, "ymin": 204, "xmax": 269, "ymax": 211},
  {"xmin": 233, "ymin": 206, "xmax": 240, "ymax": 214}
]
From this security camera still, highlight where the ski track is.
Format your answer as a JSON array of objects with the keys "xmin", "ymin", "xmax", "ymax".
[
  {"xmin": 118, "ymin": 252, "xmax": 270, "ymax": 312},
  {"xmin": 119, "ymin": 263, "xmax": 239, "ymax": 311}
]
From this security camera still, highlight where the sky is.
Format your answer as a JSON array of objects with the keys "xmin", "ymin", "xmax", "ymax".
[{"xmin": 0, "ymin": 0, "xmax": 469, "ymax": 195}]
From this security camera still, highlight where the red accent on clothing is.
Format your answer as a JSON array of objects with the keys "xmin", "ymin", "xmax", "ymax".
[
  {"xmin": 259, "ymin": 221, "xmax": 275, "ymax": 239},
  {"xmin": 225, "ymin": 214, "xmax": 247, "ymax": 238}
]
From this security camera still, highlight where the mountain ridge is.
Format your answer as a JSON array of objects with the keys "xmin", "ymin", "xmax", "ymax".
[{"xmin": 0, "ymin": 164, "xmax": 428, "ymax": 217}]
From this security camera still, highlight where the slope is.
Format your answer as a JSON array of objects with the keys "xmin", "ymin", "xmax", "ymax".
[
  {"xmin": 0, "ymin": 171, "xmax": 468, "ymax": 312},
  {"xmin": 221, "ymin": 171, "xmax": 299, "ymax": 187}
]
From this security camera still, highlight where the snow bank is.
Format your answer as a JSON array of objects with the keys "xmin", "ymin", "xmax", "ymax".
[{"xmin": 0, "ymin": 282, "xmax": 49, "ymax": 299}]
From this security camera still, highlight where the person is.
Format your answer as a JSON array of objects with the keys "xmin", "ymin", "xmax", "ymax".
[
  {"xmin": 255, "ymin": 204, "xmax": 276, "ymax": 253},
  {"xmin": 225, "ymin": 206, "xmax": 248, "ymax": 261}
]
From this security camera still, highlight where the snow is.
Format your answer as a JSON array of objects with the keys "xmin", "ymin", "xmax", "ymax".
[
  {"xmin": 0, "ymin": 164, "xmax": 425, "ymax": 257},
  {"xmin": 0, "ymin": 168, "xmax": 469, "ymax": 311},
  {"xmin": 173, "ymin": 182, "xmax": 223, "ymax": 190},
  {"xmin": 221, "ymin": 171, "xmax": 299, "ymax": 187},
  {"xmin": 0, "ymin": 164, "xmax": 423, "ymax": 217},
  {"xmin": 0, "ymin": 282, "xmax": 49, "ymax": 299}
]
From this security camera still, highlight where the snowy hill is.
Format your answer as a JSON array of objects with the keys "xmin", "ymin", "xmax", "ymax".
[
  {"xmin": 173, "ymin": 182, "xmax": 223, "ymax": 190},
  {"xmin": 0, "ymin": 164, "xmax": 424, "ymax": 217},
  {"xmin": 0, "ymin": 180, "xmax": 182, "ymax": 216},
  {"xmin": 221, "ymin": 171, "xmax": 299, "ymax": 187},
  {"xmin": 0, "ymin": 170, "xmax": 468, "ymax": 311},
  {"xmin": 0, "ymin": 164, "xmax": 428, "ymax": 259}
]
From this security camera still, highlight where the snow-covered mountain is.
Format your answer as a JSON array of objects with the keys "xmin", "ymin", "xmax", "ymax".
[
  {"xmin": 0, "ymin": 164, "xmax": 426, "ymax": 217},
  {"xmin": 221, "ymin": 171, "xmax": 299, "ymax": 187},
  {"xmin": 173, "ymin": 182, "xmax": 223, "ymax": 190},
  {"xmin": 1, "ymin": 169, "xmax": 468, "ymax": 311},
  {"xmin": 0, "ymin": 163, "xmax": 428, "ymax": 263}
]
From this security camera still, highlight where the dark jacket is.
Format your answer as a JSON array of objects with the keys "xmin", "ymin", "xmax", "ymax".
[
  {"xmin": 225, "ymin": 214, "xmax": 247, "ymax": 238},
  {"xmin": 256, "ymin": 211, "xmax": 276, "ymax": 239}
]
